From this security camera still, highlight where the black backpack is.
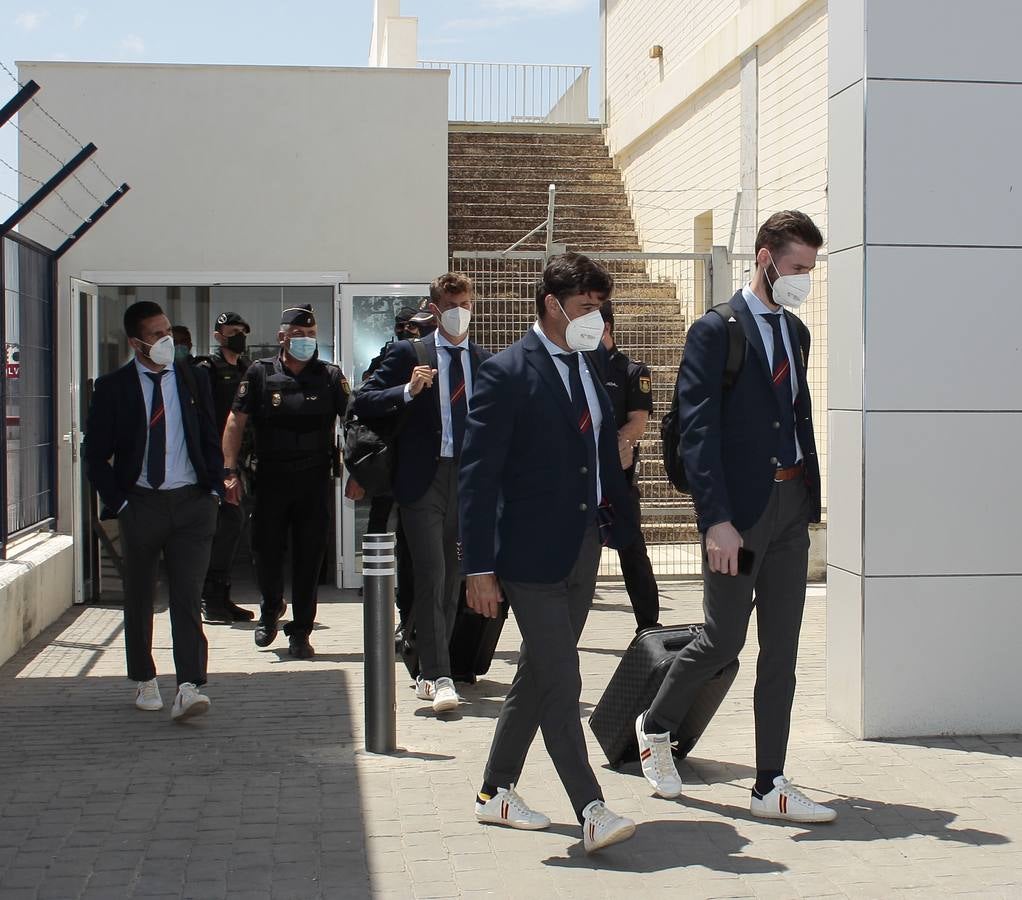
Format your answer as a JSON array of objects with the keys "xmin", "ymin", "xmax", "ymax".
[
  {"xmin": 342, "ymin": 339, "xmax": 429, "ymax": 497},
  {"xmin": 661, "ymin": 301, "xmax": 810, "ymax": 494}
]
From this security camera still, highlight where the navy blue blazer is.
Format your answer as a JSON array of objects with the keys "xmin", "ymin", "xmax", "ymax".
[
  {"xmin": 679, "ymin": 289, "xmax": 821, "ymax": 533},
  {"xmin": 352, "ymin": 333, "xmax": 492, "ymax": 505},
  {"xmin": 84, "ymin": 360, "xmax": 224, "ymax": 519},
  {"xmin": 459, "ymin": 327, "xmax": 639, "ymax": 583}
]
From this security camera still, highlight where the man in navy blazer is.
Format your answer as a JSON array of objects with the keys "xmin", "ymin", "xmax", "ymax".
[
  {"xmin": 84, "ymin": 301, "xmax": 223, "ymax": 721},
  {"xmin": 353, "ymin": 273, "xmax": 491, "ymax": 714},
  {"xmin": 460, "ymin": 253, "xmax": 638, "ymax": 854},
  {"xmin": 634, "ymin": 211, "xmax": 837, "ymax": 825}
]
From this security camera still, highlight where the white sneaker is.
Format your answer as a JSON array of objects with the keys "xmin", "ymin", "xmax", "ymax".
[
  {"xmin": 581, "ymin": 800, "xmax": 635, "ymax": 853},
  {"xmin": 475, "ymin": 785, "xmax": 550, "ymax": 830},
  {"xmin": 750, "ymin": 776, "xmax": 837, "ymax": 823},
  {"xmin": 432, "ymin": 677, "xmax": 460, "ymax": 713},
  {"xmin": 635, "ymin": 711, "xmax": 683, "ymax": 798},
  {"xmin": 171, "ymin": 682, "xmax": 211, "ymax": 721},
  {"xmin": 415, "ymin": 677, "xmax": 435, "ymax": 701},
  {"xmin": 134, "ymin": 678, "xmax": 163, "ymax": 711}
]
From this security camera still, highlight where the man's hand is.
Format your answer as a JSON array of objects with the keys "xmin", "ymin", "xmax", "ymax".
[
  {"xmin": 224, "ymin": 475, "xmax": 243, "ymax": 506},
  {"xmin": 344, "ymin": 477, "xmax": 365, "ymax": 501},
  {"xmin": 706, "ymin": 521, "xmax": 743, "ymax": 576},
  {"xmin": 466, "ymin": 573, "xmax": 502, "ymax": 619},
  {"xmin": 407, "ymin": 366, "xmax": 437, "ymax": 397},
  {"xmin": 618, "ymin": 436, "xmax": 634, "ymax": 469}
]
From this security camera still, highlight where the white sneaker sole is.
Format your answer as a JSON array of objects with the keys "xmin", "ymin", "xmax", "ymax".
[
  {"xmin": 750, "ymin": 805, "xmax": 836, "ymax": 824},
  {"xmin": 432, "ymin": 696, "xmax": 459, "ymax": 714},
  {"xmin": 634, "ymin": 717, "xmax": 683, "ymax": 799},
  {"xmin": 585, "ymin": 819, "xmax": 636, "ymax": 853},
  {"xmin": 475, "ymin": 809, "xmax": 550, "ymax": 831},
  {"xmin": 172, "ymin": 697, "xmax": 210, "ymax": 721},
  {"xmin": 135, "ymin": 700, "xmax": 163, "ymax": 711}
]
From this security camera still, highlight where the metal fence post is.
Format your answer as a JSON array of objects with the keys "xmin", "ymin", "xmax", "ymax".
[
  {"xmin": 362, "ymin": 532, "xmax": 397, "ymax": 754},
  {"xmin": 710, "ymin": 245, "xmax": 732, "ymax": 309}
]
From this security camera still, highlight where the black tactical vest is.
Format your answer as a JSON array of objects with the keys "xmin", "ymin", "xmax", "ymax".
[{"xmin": 252, "ymin": 357, "xmax": 337, "ymax": 470}]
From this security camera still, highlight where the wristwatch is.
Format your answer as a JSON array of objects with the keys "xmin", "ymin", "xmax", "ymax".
[{"xmin": 223, "ymin": 467, "xmax": 239, "ymax": 477}]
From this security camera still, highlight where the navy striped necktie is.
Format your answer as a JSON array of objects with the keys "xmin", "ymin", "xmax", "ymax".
[
  {"xmin": 764, "ymin": 314, "xmax": 797, "ymax": 467},
  {"xmin": 145, "ymin": 370, "xmax": 167, "ymax": 488},
  {"xmin": 446, "ymin": 346, "xmax": 467, "ymax": 457},
  {"xmin": 557, "ymin": 353, "xmax": 598, "ymax": 514}
]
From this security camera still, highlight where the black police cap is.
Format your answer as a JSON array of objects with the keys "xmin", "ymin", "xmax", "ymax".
[
  {"xmin": 214, "ymin": 311, "xmax": 250, "ymax": 334},
  {"xmin": 281, "ymin": 304, "xmax": 316, "ymax": 327}
]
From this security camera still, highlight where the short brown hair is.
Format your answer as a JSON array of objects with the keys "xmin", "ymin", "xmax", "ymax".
[
  {"xmin": 754, "ymin": 210, "xmax": 824, "ymax": 259},
  {"xmin": 535, "ymin": 253, "xmax": 614, "ymax": 319},
  {"xmin": 429, "ymin": 272, "xmax": 472, "ymax": 302}
]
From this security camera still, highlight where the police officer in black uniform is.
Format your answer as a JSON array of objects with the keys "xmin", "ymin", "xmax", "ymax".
[
  {"xmin": 592, "ymin": 301, "xmax": 661, "ymax": 632},
  {"xmin": 195, "ymin": 311, "xmax": 255, "ymax": 624},
  {"xmin": 221, "ymin": 304, "xmax": 353, "ymax": 659}
]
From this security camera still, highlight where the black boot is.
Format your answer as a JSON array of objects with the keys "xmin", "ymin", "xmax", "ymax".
[
  {"xmin": 201, "ymin": 578, "xmax": 233, "ymax": 624},
  {"xmin": 288, "ymin": 634, "xmax": 315, "ymax": 659},
  {"xmin": 254, "ymin": 599, "xmax": 286, "ymax": 648},
  {"xmin": 223, "ymin": 583, "xmax": 255, "ymax": 622}
]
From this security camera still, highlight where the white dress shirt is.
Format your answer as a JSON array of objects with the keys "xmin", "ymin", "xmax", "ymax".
[
  {"xmin": 742, "ymin": 285, "xmax": 803, "ymax": 463},
  {"xmin": 133, "ymin": 358, "xmax": 198, "ymax": 490},
  {"xmin": 532, "ymin": 321, "xmax": 605, "ymax": 503}
]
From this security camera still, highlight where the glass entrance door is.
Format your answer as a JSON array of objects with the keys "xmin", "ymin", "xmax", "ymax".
[
  {"xmin": 69, "ymin": 278, "xmax": 98, "ymax": 605},
  {"xmin": 336, "ymin": 283, "xmax": 430, "ymax": 588}
]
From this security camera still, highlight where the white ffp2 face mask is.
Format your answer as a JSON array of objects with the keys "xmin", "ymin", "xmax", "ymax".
[
  {"xmin": 768, "ymin": 254, "xmax": 812, "ymax": 310},
  {"xmin": 557, "ymin": 300, "xmax": 604, "ymax": 352},
  {"xmin": 441, "ymin": 306, "xmax": 471, "ymax": 337},
  {"xmin": 142, "ymin": 335, "xmax": 175, "ymax": 367}
]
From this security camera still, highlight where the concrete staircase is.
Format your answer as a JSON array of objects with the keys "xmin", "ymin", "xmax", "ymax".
[{"xmin": 448, "ymin": 125, "xmax": 698, "ymax": 537}]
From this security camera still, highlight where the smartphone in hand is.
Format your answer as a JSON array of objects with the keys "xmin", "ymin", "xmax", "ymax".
[{"xmin": 737, "ymin": 547, "xmax": 756, "ymax": 576}]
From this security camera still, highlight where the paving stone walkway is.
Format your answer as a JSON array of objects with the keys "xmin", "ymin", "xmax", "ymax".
[{"xmin": 1, "ymin": 580, "xmax": 1019, "ymax": 899}]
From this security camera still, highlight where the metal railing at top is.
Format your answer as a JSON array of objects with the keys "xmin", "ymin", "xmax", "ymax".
[{"xmin": 419, "ymin": 61, "xmax": 592, "ymax": 124}]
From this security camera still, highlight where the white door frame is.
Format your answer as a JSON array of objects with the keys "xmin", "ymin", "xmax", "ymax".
[
  {"xmin": 76, "ymin": 271, "xmax": 351, "ymax": 586},
  {"xmin": 337, "ymin": 283, "xmax": 430, "ymax": 589},
  {"xmin": 68, "ymin": 277, "xmax": 99, "ymax": 605}
]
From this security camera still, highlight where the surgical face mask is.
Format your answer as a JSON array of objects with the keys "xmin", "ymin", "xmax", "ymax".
[
  {"xmin": 288, "ymin": 336, "xmax": 317, "ymax": 361},
  {"xmin": 767, "ymin": 254, "xmax": 812, "ymax": 310},
  {"xmin": 140, "ymin": 335, "xmax": 175, "ymax": 367},
  {"xmin": 223, "ymin": 332, "xmax": 247, "ymax": 354},
  {"xmin": 556, "ymin": 299, "xmax": 604, "ymax": 352},
  {"xmin": 440, "ymin": 306, "xmax": 471, "ymax": 337},
  {"xmin": 174, "ymin": 345, "xmax": 191, "ymax": 363}
]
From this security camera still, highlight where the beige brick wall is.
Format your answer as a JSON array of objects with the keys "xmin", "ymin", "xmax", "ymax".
[
  {"xmin": 605, "ymin": 0, "xmax": 831, "ymax": 512},
  {"xmin": 605, "ymin": 0, "xmax": 740, "ymax": 122}
]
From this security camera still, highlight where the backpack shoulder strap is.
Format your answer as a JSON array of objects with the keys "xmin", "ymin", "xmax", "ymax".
[
  {"xmin": 409, "ymin": 338, "xmax": 429, "ymax": 367},
  {"xmin": 707, "ymin": 301, "xmax": 746, "ymax": 389}
]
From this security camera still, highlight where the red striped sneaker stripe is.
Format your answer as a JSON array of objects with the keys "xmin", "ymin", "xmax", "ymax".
[
  {"xmin": 500, "ymin": 800, "xmax": 508, "ymax": 819},
  {"xmin": 779, "ymin": 793, "xmax": 787, "ymax": 815},
  {"xmin": 640, "ymin": 748, "xmax": 652, "ymax": 761}
]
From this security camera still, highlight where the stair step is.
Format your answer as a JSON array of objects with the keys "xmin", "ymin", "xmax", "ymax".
[
  {"xmin": 450, "ymin": 173, "xmax": 625, "ymax": 190},
  {"xmin": 450, "ymin": 153, "xmax": 616, "ymax": 170},
  {"xmin": 448, "ymin": 131, "xmax": 605, "ymax": 146}
]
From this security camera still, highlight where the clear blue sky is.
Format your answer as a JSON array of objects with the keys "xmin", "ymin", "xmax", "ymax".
[{"xmin": 0, "ymin": 0, "xmax": 599, "ymax": 226}]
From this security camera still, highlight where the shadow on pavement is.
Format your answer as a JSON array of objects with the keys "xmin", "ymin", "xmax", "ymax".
[
  {"xmin": 542, "ymin": 819, "xmax": 787, "ymax": 874},
  {"xmin": 0, "ymin": 623, "xmax": 374, "ymax": 899},
  {"xmin": 679, "ymin": 793, "xmax": 1010, "ymax": 847}
]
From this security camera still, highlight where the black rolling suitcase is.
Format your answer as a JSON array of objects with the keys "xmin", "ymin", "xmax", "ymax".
[
  {"xmin": 589, "ymin": 624, "xmax": 739, "ymax": 768},
  {"xmin": 399, "ymin": 584, "xmax": 508, "ymax": 684}
]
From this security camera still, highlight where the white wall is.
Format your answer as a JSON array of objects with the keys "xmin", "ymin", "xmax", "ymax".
[
  {"xmin": 827, "ymin": 0, "xmax": 1022, "ymax": 737},
  {"xmin": 17, "ymin": 63, "xmax": 448, "ymax": 280},
  {"xmin": 11, "ymin": 62, "xmax": 449, "ymax": 651}
]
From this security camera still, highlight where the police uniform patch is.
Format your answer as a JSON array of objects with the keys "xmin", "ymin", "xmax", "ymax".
[
  {"xmin": 341, "ymin": 380, "xmax": 351, "ymax": 396},
  {"xmin": 238, "ymin": 382, "xmax": 248, "ymax": 397},
  {"xmin": 271, "ymin": 391, "xmax": 282, "ymax": 407},
  {"xmin": 639, "ymin": 376, "xmax": 651, "ymax": 394}
]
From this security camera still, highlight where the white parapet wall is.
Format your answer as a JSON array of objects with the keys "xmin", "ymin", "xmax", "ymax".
[{"xmin": 0, "ymin": 535, "xmax": 74, "ymax": 668}]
